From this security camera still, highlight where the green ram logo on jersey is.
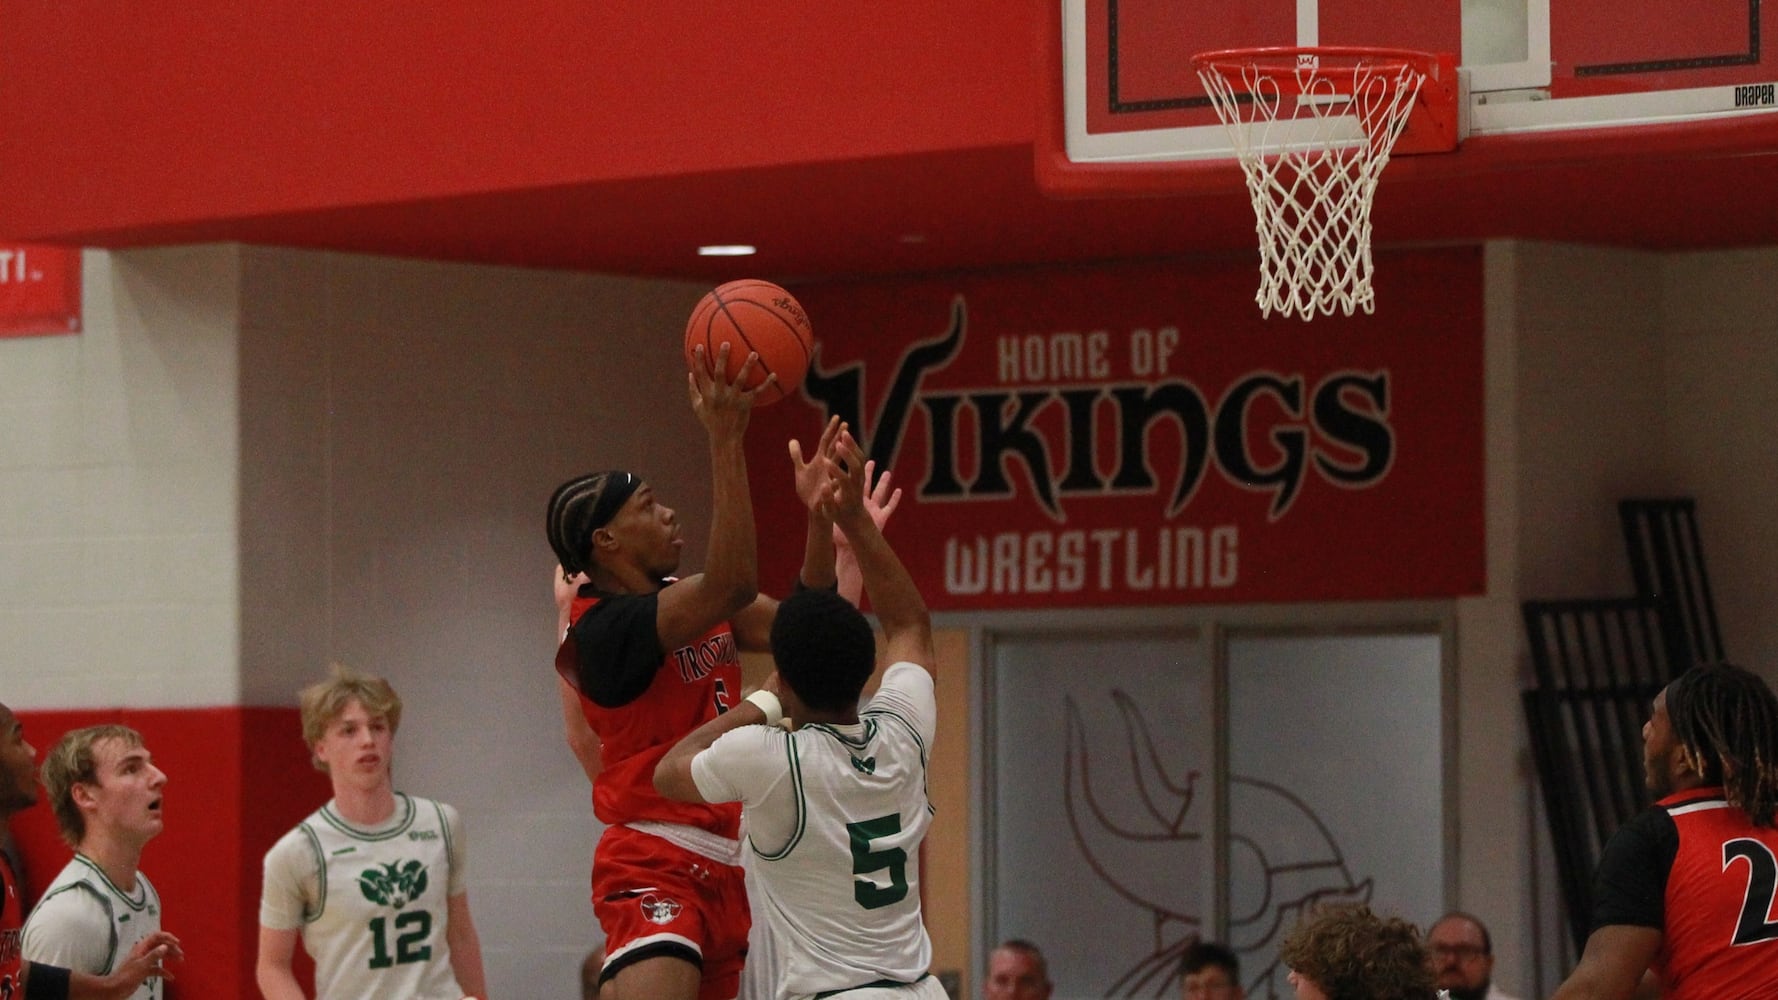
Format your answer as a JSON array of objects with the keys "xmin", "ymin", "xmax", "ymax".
[{"xmin": 358, "ymin": 860, "xmax": 429, "ymax": 909}]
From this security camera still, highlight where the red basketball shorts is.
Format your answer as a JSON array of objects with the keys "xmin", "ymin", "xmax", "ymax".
[{"xmin": 592, "ymin": 823, "xmax": 751, "ymax": 1000}]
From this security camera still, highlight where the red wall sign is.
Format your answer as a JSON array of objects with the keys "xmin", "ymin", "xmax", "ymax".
[
  {"xmin": 0, "ymin": 243, "xmax": 80, "ymax": 336},
  {"xmin": 746, "ymin": 250, "xmax": 1486, "ymax": 611}
]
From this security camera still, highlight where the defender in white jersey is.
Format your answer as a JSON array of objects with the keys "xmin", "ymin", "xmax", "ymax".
[
  {"xmin": 257, "ymin": 666, "xmax": 487, "ymax": 1000},
  {"xmin": 22, "ymin": 724, "xmax": 175, "ymax": 999},
  {"xmin": 658, "ymin": 428, "xmax": 946, "ymax": 1000},
  {"xmin": 261, "ymin": 794, "xmax": 468, "ymax": 1000}
]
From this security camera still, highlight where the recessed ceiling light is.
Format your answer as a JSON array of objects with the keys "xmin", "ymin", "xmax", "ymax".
[{"xmin": 698, "ymin": 244, "xmax": 757, "ymax": 257}]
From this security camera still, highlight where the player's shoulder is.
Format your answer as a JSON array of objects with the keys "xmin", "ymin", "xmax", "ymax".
[
  {"xmin": 264, "ymin": 814, "xmax": 329, "ymax": 866},
  {"xmin": 864, "ymin": 663, "xmax": 936, "ymax": 721},
  {"xmin": 1596, "ymin": 798, "xmax": 1684, "ymax": 878},
  {"xmin": 1615, "ymin": 799, "xmax": 1682, "ymax": 842},
  {"xmin": 881, "ymin": 660, "xmax": 934, "ymax": 692},
  {"xmin": 573, "ymin": 588, "xmax": 661, "ymax": 632},
  {"xmin": 26, "ymin": 871, "xmax": 112, "ymax": 930},
  {"xmin": 40, "ymin": 857, "xmax": 111, "ymax": 897}
]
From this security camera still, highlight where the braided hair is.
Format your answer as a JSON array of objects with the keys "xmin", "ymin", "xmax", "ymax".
[
  {"xmin": 546, "ymin": 471, "xmax": 640, "ymax": 579},
  {"xmin": 1666, "ymin": 662, "xmax": 1778, "ymax": 826}
]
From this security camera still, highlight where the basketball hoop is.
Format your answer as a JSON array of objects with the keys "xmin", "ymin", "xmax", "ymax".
[{"xmin": 1192, "ymin": 47, "xmax": 1452, "ymax": 321}]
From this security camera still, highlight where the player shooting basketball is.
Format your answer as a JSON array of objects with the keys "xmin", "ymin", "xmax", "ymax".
[{"xmin": 546, "ymin": 343, "xmax": 897, "ymax": 1000}]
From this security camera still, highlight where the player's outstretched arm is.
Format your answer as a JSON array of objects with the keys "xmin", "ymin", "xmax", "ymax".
[
  {"xmin": 729, "ymin": 415, "xmax": 845, "ymax": 651},
  {"xmin": 827, "ymin": 431, "xmax": 932, "ymax": 674},
  {"xmin": 833, "ymin": 459, "xmax": 900, "ymax": 607},
  {"xmin": 790, "ymin": 415, "xmax": 844, "ymax": 591},
  {"xmin": 1549, "ymin": 925, "xmax": 1662, "ymax": 1000},
  {"xmin": 656, "ymin": 344, "xmax": 768, "ymax": 649}
]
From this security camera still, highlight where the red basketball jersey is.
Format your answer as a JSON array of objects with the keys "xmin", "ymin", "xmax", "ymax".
[
  {"xmin": 1, "ymin": 850, "xmax": 23, "ymax": 997},
  {"xmin": 566, "ymin": 590, "xmax": 743, "ymax": 838},
  {"xmin": 1657, "ymin": 788, "xmax": 1778, "ymax": 999}
]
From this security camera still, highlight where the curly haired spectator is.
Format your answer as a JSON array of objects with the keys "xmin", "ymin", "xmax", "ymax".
[{"xmin": 1279, "ymin": 904, "xmax": 1438, "ymax": 1000}]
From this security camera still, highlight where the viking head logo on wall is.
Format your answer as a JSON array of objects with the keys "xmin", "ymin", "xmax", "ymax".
[{"xmin": 358, "ymin": 860, "xmax": 429, "ymax": 909}]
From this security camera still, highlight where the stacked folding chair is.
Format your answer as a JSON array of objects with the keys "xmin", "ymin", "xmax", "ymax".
[{"xmin": 1521, "ymin": 499, "xmax": 1724, "ymax": 951}]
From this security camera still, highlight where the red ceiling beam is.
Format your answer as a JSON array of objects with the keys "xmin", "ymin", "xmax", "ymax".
[{"xmin": 0, "ymin": 2, "xmax": 1039, "ymax": 243}]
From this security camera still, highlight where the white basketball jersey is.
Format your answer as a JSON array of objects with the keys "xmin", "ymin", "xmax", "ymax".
[
  {"xmin": 298, "ymin": 794, "xmax": 462, "ymax": 1000},
  {"xmin": 724, "ymin": 664, "xmax": 937, "ymax": 999},
  {"xmin": 21, "ymin": 855, "xmax": 162, "ymax": 1000}
]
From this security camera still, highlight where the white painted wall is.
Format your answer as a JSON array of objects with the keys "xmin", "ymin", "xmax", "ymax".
[
  {"xmin": 0, "ymin": 246, "xmax": 241, "ymax": 708},
  {"xmin": 1661, "ymin": 249, "xmax": 1778, "ymax": 670}
]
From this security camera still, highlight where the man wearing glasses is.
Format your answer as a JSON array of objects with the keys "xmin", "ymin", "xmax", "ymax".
[{"xmin": 1426, "ymin": 913, "xmax": 1522, "ymax": 1000}]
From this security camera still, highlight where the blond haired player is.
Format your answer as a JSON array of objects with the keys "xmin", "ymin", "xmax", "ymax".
[
  {"xmin": 22, "ymin": 725, "xmax": 176, "ymax": 1000},
  {"xmin": 9, "ymin": 711, "xmax": 180, "ymax": 996},
  {"xmin": 256, "ymin": 666, "xmax": 488, "ymax": 1000}
]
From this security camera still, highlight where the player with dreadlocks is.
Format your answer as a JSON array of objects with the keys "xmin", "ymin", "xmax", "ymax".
[{"xmin": 1551, "ymin": 662, "xmax": 1778, "ymax": 1000}]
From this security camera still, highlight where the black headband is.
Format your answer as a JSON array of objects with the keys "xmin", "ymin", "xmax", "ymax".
[
  {"xmin": 547, "ymin": 470, "xmax": 643, "ymax": 577},
  {"xmin": 584, "ymin": 471, "xmax": 641, "ymax": 537}
]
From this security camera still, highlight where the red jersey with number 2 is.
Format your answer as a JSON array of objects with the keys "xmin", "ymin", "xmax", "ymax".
[
  {"xmin": 566, "ymin": 591, "xmax": 743, "ymax": 838},
  {"xmin": 1660, "ymin": 791, "xmax": 1778, "ymax": 999}
]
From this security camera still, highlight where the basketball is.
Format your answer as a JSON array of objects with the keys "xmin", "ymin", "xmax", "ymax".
[{"xmin": 683, "ymin": 279, "xmax": 814, "ymax": 406}]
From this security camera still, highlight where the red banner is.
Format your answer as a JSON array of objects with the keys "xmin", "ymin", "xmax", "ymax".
[
  {"xmin": 0, "ymin": 244, "xmax": 81, "ymax": 337},
  {"xmin": 745, "ymin": 250, "xmax": 1485, "ymax": 610}
]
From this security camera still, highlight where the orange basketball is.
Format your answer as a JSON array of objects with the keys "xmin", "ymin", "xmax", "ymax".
[{"xmin": 683, "ymin": 279, "xmax": 814, "ymax": 406}]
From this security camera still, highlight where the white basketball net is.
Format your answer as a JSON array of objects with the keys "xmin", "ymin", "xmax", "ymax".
[{"xmin": 1195, "ymin": 50, "xmax": 1427, "ymax": 321}]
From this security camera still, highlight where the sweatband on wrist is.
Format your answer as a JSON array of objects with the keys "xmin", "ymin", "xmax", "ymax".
[
  {"xmin": 27, "ymin": 962, "xmax": 73, "ymax": 1000},
  {"xmin": 745, "ymin": 689, "xmax": 784, "ymax": 727}
]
